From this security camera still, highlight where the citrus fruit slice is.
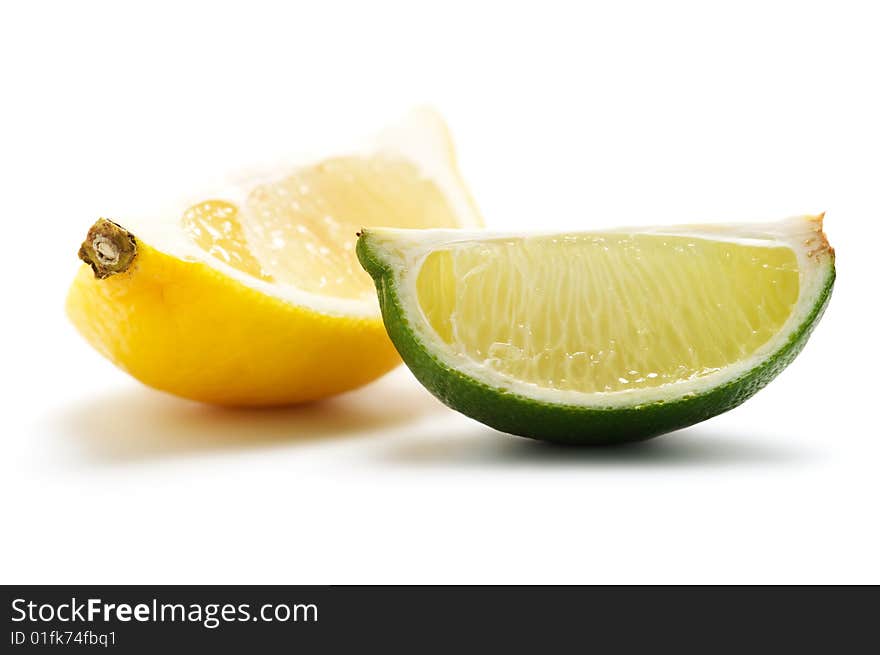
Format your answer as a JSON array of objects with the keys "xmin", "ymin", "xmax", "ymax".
[
  {"xmin": 357, "ymin": 215, "xmax": 835, "ymax": 444},
  {"xmin": 67, "ymin": 109, "xmax": 482, "ymax": 406}
]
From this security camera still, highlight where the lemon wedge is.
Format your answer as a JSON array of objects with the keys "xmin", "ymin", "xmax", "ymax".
[{"xmin": 67, "ymin": 110, "xmax": 482, "ymax": 405}]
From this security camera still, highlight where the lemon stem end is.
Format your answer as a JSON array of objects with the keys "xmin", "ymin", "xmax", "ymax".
[{"xmin": 78, "ymin": 219, "xmax": 137, "ymax": 279}]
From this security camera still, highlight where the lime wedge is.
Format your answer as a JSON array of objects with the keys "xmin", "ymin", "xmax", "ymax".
[{"xmin": 357, "ymin": 215, "xmax": 834, "ymax": 443}]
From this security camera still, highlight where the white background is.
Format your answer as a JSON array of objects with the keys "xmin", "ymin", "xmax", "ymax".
[{"xmin": 2, "ymin": 0, "xmax": 878, "ymax": 584}]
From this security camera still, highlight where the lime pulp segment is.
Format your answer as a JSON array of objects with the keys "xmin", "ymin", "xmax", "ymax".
[{"xmin": 416, "ymin": 234, "xmax": 800, "ymax": 394}]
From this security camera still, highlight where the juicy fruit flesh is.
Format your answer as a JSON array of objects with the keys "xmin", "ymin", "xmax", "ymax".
[
  {"xmin": 183, "ymin": 156, "xmax": 460, "ymax": 300},
  {"xmin": 415, "ymin": 234, "xmax": 800, "ymax": 393}
]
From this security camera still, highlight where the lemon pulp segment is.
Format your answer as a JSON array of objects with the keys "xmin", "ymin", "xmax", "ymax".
[
  {"xmin": 183, "ymin": 156, "xmax": 461, "ymax": 300},
  {"xmin": 416, "ymin": 234, "xmax": 800, "ymax": 393}
]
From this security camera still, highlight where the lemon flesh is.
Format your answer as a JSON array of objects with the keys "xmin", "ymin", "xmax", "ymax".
[
  {"xmin": 358, "ymin": 216, "xmax": 834, "ymax": 443},
  {"xmin": 184, "ymin": 157, "xmax": 461, "ymax": 301},
  {"xmin": 68, "ymin": 110, "xmax": 481, "ymax": 406}
]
